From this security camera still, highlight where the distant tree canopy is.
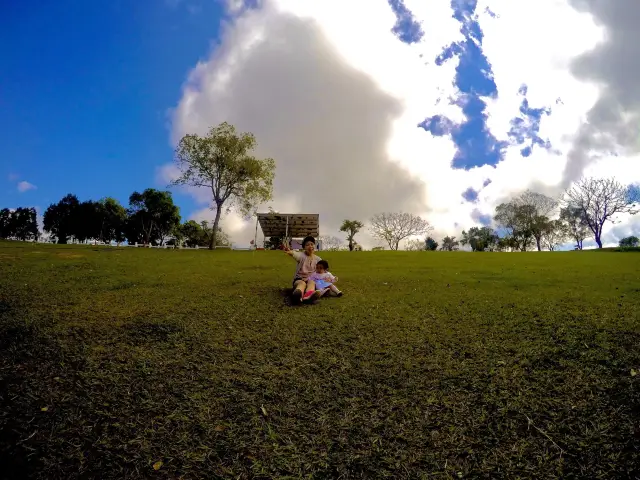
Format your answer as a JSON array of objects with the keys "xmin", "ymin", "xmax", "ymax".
[
  {"xmin": 370, "ymin": 212, "xmax": 432, "ymax": 251},
  {"xmin": 173, "ymin": 220, "xmax": 230, "ymax": 248},
  {"xmin": 619, "ymin": 236, "xmax": 639, "ymax": 248},
  {"xmin": 440, "ymin": 236, "xmax": 459, "ymax": 251},
  {"xmin": 425, "ymin": 237, "xmax": 438, "ymax": 251},
  {"xmin": 172, "ymin": 122, "xmax": 275, "ymax": 250},
  {"xmin": 0, "ymin": 207, "xmax": 38, "ymax": 241},
  {"xmin": 127, "ymin": 189, "xmax": 180, "ymax": 246},
  {"xmin": 39, "ymin": 190, "xmax": 181, "ymax": 246},
  {"xmin": 340, "ymin": 220, "xmax": 364, "ymax": 251},
  {"xmin": 461, "ymin": 226, "xmax": 498, "ymax": 252},
  {"xmin": 493, "ymin": 190, "xmax": 558, "ymax": 252}
]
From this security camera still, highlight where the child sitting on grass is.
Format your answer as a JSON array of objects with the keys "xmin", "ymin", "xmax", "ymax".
[{"xmin": 308, "ymin": 260, "xmax": 343, "ymax": 297}]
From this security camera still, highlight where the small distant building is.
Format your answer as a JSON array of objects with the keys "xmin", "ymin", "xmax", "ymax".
[{"xmin": 255, "ymin": 213, "xmax": 320, "ymax": 250}]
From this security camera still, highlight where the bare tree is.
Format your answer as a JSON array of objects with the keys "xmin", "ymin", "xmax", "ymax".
[
  {"xmin": 369, "ymin": 212, "xmax": 433, "ymax": 251},
  {"xmin": 405, "ymin": 238, "xmax": 425, "ymax": 251},
  {"xmin": 564, "ymin": 177, "xmax": 639, "ymax": 248},
  {"xmin": 541, "ymin": 219, "xmax": 569, "ymax": 251},
  {"xmin": 318, "ymin": 235, "xmax": 344, "ymax": 251}
]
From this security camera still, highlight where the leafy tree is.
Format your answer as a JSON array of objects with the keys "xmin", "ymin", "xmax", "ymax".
[
  {"xmin": 43, "ymin": 194, "xmax": 80, "ymax": 244},
  {"xmin": 100, "ymin": 197, "xmax": 128, "ymax": 245},
  {"xmin": 73, "ymin": 201, "xmax": 103, "ymax": 243},
  {"xmin": 425, "ymin": 237, "xmax": 438, "ymax": 251},
  {"xmin": 559, "ymin": 206, "xmax": 589, "ymax": 250},
  {"xmin": 494, "ymin": 203, "xmax": 535, "ymax": 251},
  {"xmin": 541, "ymin": 219, "xmax": 570, "ymax": 251},
  {"xmin": 515, "ymin": 191, "xmax": 558, "ymax": 251},
  {"xmin": 0, "ymin": 208, "xmax": 12, "ymax": 238},
  {"xmin": 564, "ymin": 177, "xmax": 639, "ymax": 248},
  {"xmin": 339, "ymin": 220, "xmax": 364, "ymax": 251},
  {"xmin": 369, "ymin": 212, "xmax": 432, "ymax": 251},
  {"xmin": 178, "ymin": 220, "xmax": 204, "ymax": 247},
  {"xmin": 461, "ymin": 226, "xmax": 498, "ymax": 251},
  {"xmin": 619, "ymin": 236, "xmax": 639, "ymax": 248},
  {"xmin": 200, "ymin": 220, "xmax": 230, "ymax": 247},
  {"xmin": 440, "ymin": 235, "xmax": 459, "ymax": 251},
  {"xmin": 173, "ymin": 122, "xmax": 275, "ymax": 249},
  {"xmin": 264, "ymin": 236, "xmax": 284, "ymax": 250},
  {"xmin": 2, "ymin": 207, "xmax": 39, "ymax": 241},
  {"xmin": 127, "ymin": 189, "xmax": 180, "ymax": 246}
]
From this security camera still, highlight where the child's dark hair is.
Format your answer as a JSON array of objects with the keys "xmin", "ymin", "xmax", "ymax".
[
  {"xmin": 317, "ymin": 260, "xmax": 329, "ymax": 270},
  {"xmin": 302, "ymin": 236, "xmax": 316, "ymax": 247}
]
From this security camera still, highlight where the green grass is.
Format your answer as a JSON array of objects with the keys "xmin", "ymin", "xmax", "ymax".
[{"xmin": 1, "ymin": 241, "xmax": 639, "ymax": 479}]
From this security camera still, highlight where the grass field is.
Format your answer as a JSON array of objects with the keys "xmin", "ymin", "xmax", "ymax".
[{"xmin": 1, "ymin": 241, "xmax": 639, "ymax": 479}]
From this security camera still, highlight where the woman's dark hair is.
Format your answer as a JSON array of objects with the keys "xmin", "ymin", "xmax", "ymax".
[
  {"xmin": 317, "ymin": 260, "xmax": 329, "ymax": 270},
  {"xmin": 302, "ymin": 236, "xmax": 316, "ymax": 247}
]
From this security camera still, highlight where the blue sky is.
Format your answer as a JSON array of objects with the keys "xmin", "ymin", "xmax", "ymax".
[
  {"xmin": 2, "ymin": 0, "xmax": 550, "ymax": 227},
  {"xmin": 1, "ymin": 0, "xmax": 225, "ymax": 216}
]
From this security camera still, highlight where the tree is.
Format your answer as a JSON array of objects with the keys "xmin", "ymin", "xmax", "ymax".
[
  {"xmin": 43, "ymin": 194, "xmax": 80, "ymax": 244},
  {"xmin": 128, "ymin": 189, "xmax": 180, "ymax": 246},
  {"xmin": 73, "ymin": 201, "xmax": 103, "ymax": 244},
  {"xmin": 173, "ymin": 122, "xmax": 275, "ymax": 250},
  {"xmin": 101, "ymin": 198, "xmax": 128, "ymax": 245},
  {"xmin": 619, "ymin": 236, "xmax": 639, "ymax": 248},
  {"xmin": 200, "ymin": 220, "xmax": 230, "ymax": 247},
  {"xmin": 264, "ymin": 236, "xmax": 284, "ymax": 250},
  {"xmin": 494, "ymin": 202, "xmax": 535, "ymax": 251},
  {"xmin": 564, "ymin": 177, "xmax": 639, "ymax": 248},
  {"xmin": 339, "ymin": 220, "xmax": 364, "ymax": 251},
  {"xmin": 1, "ymin": 207, "xmax": 39, "ymax": 241},
  {"xmin": 559, "ymin": 206, "xmax": 589, "ymax": 250},
  {"xmin": 425, "ymin": 237, "xmax": 438, "ymax": 251},
  {"xmin": 405, "ymin": 239, "xmax": 426, "ymax": 251},
  {"xmin": 541, "ymin": 219, "xmax": 569, "ymax": 251},
  {"xmin": 515, "ymin": 190, "xmax": 558, "ymax": 251},
  {"xmin": 461, "ymin": 226, "xmax": 498, "ymax": 251},
  {"xmin": 178, "ymin": 220, "xmax": 204, "ymax": 247},
  {"xmin": 318, "ymin": 235, "xmax": 344, "ymax": 251},
  {"xmin": 495, "ymin": 236, "xmax": 518, "ymax": 252},
  {"xmin": 369, "ymin": 212, "xmax": 433, "ymax": 251},
  {"xmin": 440, "ymin": 236, "xmax": 459, "ymax": 251},
  {"xmin": 0, "ymin": 208, "xmax": 13, "ymax": 238}
]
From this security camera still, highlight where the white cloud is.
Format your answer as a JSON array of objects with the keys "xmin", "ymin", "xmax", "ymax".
[
  {"xmin": 165, "ymin": 0, "xmax": 638, "ymax": 248},
  {"xmin": 17, "ymin": 181, "xmax": 37, "ymax": 193}
]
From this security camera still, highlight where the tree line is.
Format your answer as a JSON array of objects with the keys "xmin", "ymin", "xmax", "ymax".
[
  {"xmin": 0, "ymin": 190, "xmax": 229, "ymax": 248},
  {"xmin": 1, "ymin": 122, "xmax": 276, "ymax": 249},
  {"xmin": 2, "ymin": 118, "xmax": 637, "ymax": 251},
  {"xmin": 310, "ymin": 176, "xmax": 638, "ymax": 252}
]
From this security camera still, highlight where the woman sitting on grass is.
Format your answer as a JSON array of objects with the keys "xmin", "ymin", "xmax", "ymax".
[{"xmin": 283, "ymin": 236, "xmax": 323, "ymax": 304}]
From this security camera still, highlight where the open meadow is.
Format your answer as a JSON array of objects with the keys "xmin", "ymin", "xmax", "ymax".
[{"xmin": 1, "ymin": 241, "xmax": 639, "ymax": 479}]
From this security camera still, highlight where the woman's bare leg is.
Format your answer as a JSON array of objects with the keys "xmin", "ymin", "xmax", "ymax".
[
  {"xmin": 292, "ymin": 280, "xmax": 307, "ymax": 304},
  {"xmin": 305, "ymin": 279, "xmax": 316, "ymax": 292}
]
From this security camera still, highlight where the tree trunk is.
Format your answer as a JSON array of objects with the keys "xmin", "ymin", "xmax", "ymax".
[
  {"xmin": 210, "ymin": 204, "xmax": 223, "ymax": 250},
  {"xmin": 595, "ymin": 235, "xmax": 603, "ymax": 249},
  {"xmin": 348, "ymin": 240, "xmax": 353, "ymax": 251},
  {"xmin": 535, "ymin": 236, "xmax": 542, "ymax": 251}
]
